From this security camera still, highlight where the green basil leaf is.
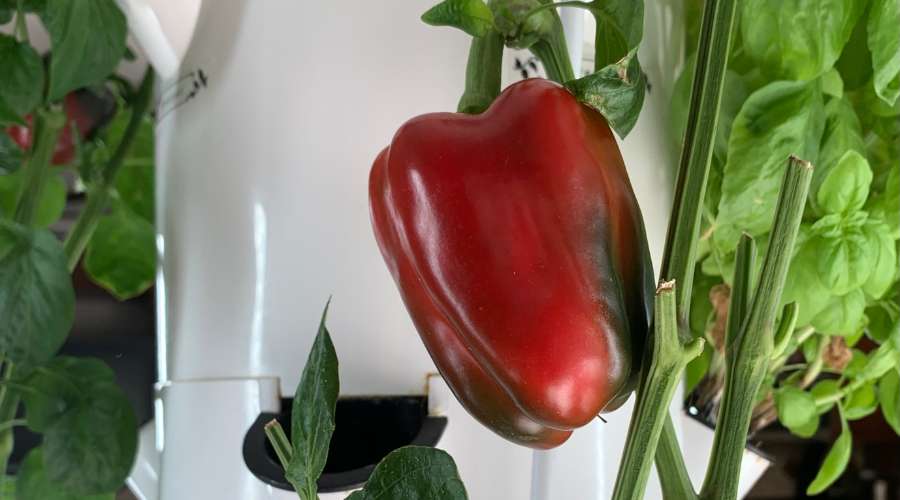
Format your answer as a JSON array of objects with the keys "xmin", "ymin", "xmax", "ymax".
[
  {"xmin": 793, "ymin": 412, "xmax": 821, "ymax": 438},
  {"xmin": 861, "ymin": 219, "xmax": 897, "ymax": 299},
  {"xmin": 83, "ymin": 203, "xmax": 155, "ymax": 300},
  {"xmin": 867, "ymin": 0, "xmax": 900, "ymax": 106},
  {"xmin": 835, "ymin": 10, "xmax": 873, "ymax": 91},
  {"xmin": 740, "ymin": 0, "xmax": 864, "ymax": 81},
  {"xmin": 41, "ymin": 0, "xmax": 127, "ymax": 101},
  {"xmin": 345, "ymin": 447, "xmax": 467, "ymax": 500},
  {"xmin": 866, "ymin": 163, "xmax": 900, "ymax": 238},
  {"xmin": 0, "ymin": 221, "xmax": 73, "ymax": 367},
  {"xmin": 0, "ymin": 34, "xmax": 44, "ymax": 124},
  {"xmin": 25, "ymin": 357, "xmax": 137, "ymax": 495},
  {"xmin": 811, "ymin": 97, "xmax": 866, "ymax": 213},
  {"xmin": 16, "ymin": 448, "xmax": 116, "ymax": 500},
  {"xmin": 421, "ymin": 0, "xmax": 494, "ymax": 38},
  {"xmin": 843, "ymin": 348, "xmax": 869, "ymax": 378},
  {"xmin": 0, "ymin": 169, "xmax": 67, "ymax": 228},
  {"xmin": 866, "ymin": 300, "xmax": 900, "ymax": 344},
  {"xmin": 775, "ymin": 386, "xmax": 818, "ymax": 432},
  {"xmin": 811, "ymin": 290, "xmax": 866, "ymax": 336},
  {"xmin": 811, "ymin": 379, "xmax": 842, "ymax": 415},
  {"xmin": 713, "ymin": 80, "xmax": 824, "ymax": 252},
  {"xmin": 807, "ymin": 408, "xmax": 852, "ymax": 495},
  {"xmin": 815, "ymin": 150, "xmax": 872, "ymax": 215},
  {"xmin": 879, "ymin": 369, "xmax": 900, "ymax": 434},
  {"xmin": 843, "ymin": 382, "xmax": 878, "ymax": 420},
  {"xmin": 782, "ymin": 242, "xmax": 832, "ymax": 325},
  {"xmin": 822, "ymin": 68, "xmax": 844, "ymax": 98},
  {"xmin": 859, "ymin": 339, "xmax": 900, "ymax": 382},
  {"xmin": 285, "ymin": 301, "xmax": 339, "ymax": 498},
  {"xmin": 565, "ymin": 49, "xmax": 645, "ymax": 138},
  {"xmin": 812, "ymin": 217, "xmax": 876, "ymax": 295},
  {"xmin": 590, "ymin": 1, "xmax": 643, "ymax": 68}
]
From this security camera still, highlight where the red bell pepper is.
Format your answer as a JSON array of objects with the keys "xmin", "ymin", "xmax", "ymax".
[{"xmin": 370, "ymin": 79, "xmax": 653, "ymax": 448}]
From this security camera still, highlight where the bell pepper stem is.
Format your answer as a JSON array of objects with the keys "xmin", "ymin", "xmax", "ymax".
[
  {"xmin": 699, "ymin": 157, "xmax": 813, "ymax": 500},
  {"xmin": 63, "ymin": 69, "xmax": 155, "ymax": 271},
  {"xmin": 611, "ymin": 281, "xmax": 704, "ymax": 500},
  {"xmin": 457, "ymin": 28, "xmax": 504, "ymax": 114}
]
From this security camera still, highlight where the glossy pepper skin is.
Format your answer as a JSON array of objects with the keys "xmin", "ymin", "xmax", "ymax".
[{"xmin": 370, "ymin": 78, "xmax": 653, "ymax": 448}]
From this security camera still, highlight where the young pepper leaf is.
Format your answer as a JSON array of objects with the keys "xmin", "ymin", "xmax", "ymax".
[
  {"xmin": 16, "ymin": 448, "xmax": 116, "ymax": 500},
  {"xmin": 867, "ymin": 0, "xmax": 900, "ymax": 106},
  {"xmin": 590, "ymin": 0, "xmax": 643, "ymax": 68},
  {"xmin": 565, "ymin": 50, "xmax": 645, "ymax": 138},
  {"xmin": 0, "ymin": 34, "xmax": 44, "ymax": 125},
  {"xmin": 285, "ymin": 301, "xmax": 339, "ymax": 499},
  {"xmin": 21, "ymin": 357, "xmax": 138, "ymax": 495},
  {"xmin": 83, "ymin": 203, "xmax": 155, "ymax": 300},
  {"xmin": 346, "ymin": 446, "xmax": 467, "ymax": 500},
  {"xmin": 0, "ymin": 221, "xmax": 73, "ymax": 367},
  {"xmin": 878, "ymin": 369, "xmax": 900, "ymax": 435},
  {"xmin": 421, "ymin": 0, "xmax": 494, "ymax": 38},
  {"xmin": 41, "ymin": 0, "xmax": 127, "ymax": 100},
  {"xmin": 807, "ymin": 407, "xmax": 852, "ymax": 495}
]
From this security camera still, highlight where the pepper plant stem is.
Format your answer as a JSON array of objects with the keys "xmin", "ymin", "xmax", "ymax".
[
  {"xmin": 13, "ymin": 109, "xmax": 65, "ymax": 226},
  {"xmin": 457, "ymin": 27, "xmax": 504, "ymax": 114},
  {"xmin": 699, "ymin": 157, "xmax": 813, "ymax": 500},
  {"xmin": 611, "ymin": 282, "xmax": 704, "ymax": 500},
  {"xmin": 63, "ymin": 69, "xmax": 154, "ymax": 270}
]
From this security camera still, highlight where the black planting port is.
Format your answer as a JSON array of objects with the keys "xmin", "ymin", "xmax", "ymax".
[{"xmin": 242, "ymin": 395, "xmax": 447, "ymax": 493}]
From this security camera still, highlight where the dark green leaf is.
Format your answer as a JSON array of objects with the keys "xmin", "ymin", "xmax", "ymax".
[
  {"xmin": 565, "ymin": 50, "xmax": 645, "ymax": 138},
  {"xmin": 740, "ymin": 0, "xmax": 864, "ymax": 80},
  {"xmin": 867, "ymin": 0, "xmax": 900, "ymax": 105},
  {"xmin": 0, "ymin": 8, "xmax": 11, "ymax": 24},
  {"xmin": 285, "ymin": 301, "xmax": 339, "ymax": 498},
  {"xmin": 879, "ymin": 369, "xmax": 900, "ymax": 434},
  {"xmin": 815, "ymin": 150, "xmax": 872, "ymax": 215},
  {"xmin": 811, "ymin": 290, "xmax": 866, "ymax": 335},
  {"xmin": 807, "ymin": 408, "xmax": 852, "ymax": 494},
  {"xmin": 0, "ymin": 169, "xmax": 67, "ymax": 228},
  {"xmin": 346, "ymin": 447, "xmax": 467, "ymax": 500},
  {"xmin": 16, "ymin": 448, "xmax": 116, "ymax": 500},
  {"xmin": 811, "ymin": 379, "xmax": 841, "ymax": 415},
  {"xmin": 0, "ymin": 34, "xmax": 44, "ymax": 124},
  {"xmin": 775, "ymin": 386, "xmax": 818, "ymax": 432},
  {"xmin": 83, "ymin": 204, "xmax": 155, "ymax": 300},
  {"xmin": 0, "ymin": 221, "xmax": 73, "ymax": 367},
  {"xmin": 842, "ymin": 383, "xmax": 878, "ymax": 420},
  {"xmin": 41, "ymin": 0, "xmax": 127, "ymax": 100},
  {"xmin": 421, "ymin": 0, "xmax": 494, "ymax": 38},
  {"xmin": 25, "ymin": 357, "xmax": 137, "ymax": 495},
  {"xmin": 0, "ymin": 132, "xmax": 24, "ymax": 175},
  {"xmin": 713, "ymin": 80, "xmax": 824, "ymax": 252},
  {"xmin": 590, "ymin": 0, "xmax": 643, "ymax": 68}
]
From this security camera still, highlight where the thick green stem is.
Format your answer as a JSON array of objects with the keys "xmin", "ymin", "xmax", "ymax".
[
  {"xmin": 612, "ymin": 282, "xmax": 705, "ymax": 500},
  {"xmin": 700, "ymin": 157, "xmax": 813, "ymax": 500},
  {"xmin": 656, "ymin": 417, "xmax": 697, "ymax": 500},
  {"xmin": 457, "ymin": 29, "xmax": 504, "ymax": 114},
  {"xmin": 63, "ymin": 69, "xmax": 154, "ymax": 270},
  {"xmin": 13, "ymin": 109, "xmax": 65, "ymax": 226},
  {"xmin": 530, "ymin": 26, "xmax": 575, "ymax": 83}
]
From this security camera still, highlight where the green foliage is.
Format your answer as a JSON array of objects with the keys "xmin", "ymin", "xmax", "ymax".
[
  {"xmin": 879, "ymin": 369, "xmax": 900, "ymax": 434},
  {"xmin": 346, "ymin": 447, "xmax": 468, "ymax": 500},
  {"xmin": 16, "ymin": 448, "xmax": 115, "ymax": 500},
  {"xmin": 867, "ymin": 0, "xmax": 900, "ymax": 105},
  {"xmin": 589, "ymin": 0, "xmax": 643, "ymax": 68},
  {"xmin": 0, "ymin": 34, "xmax": 44, "ymax": 125},
  {"xmin": 815, "ymin": 151, "xmax": 871, "ymax": 214},
  {"xmin": 565, "ymin": 50, "xmax": 645, "ymax": 138},
  {"xmin": 775, "ymin": 386, "xmax": 817, "ymax": 434},
  {"xmin": 421, "ymin": 0, "xmax": 494, "ymax": 38},
  {"xmin": 83, "ymin": 203, "xmax": 155, "ymax": 300},
  {"xmin": 0, "ymin": 170, "xmax": 67, "ymax": 228},
  {"xmin": 807, "ymin": 409, "xmax": 852, "ymax": 495}
]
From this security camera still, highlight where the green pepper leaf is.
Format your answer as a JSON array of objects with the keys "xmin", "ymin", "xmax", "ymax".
[
  {"xmin": 807, "ymin": 407, "xmax": 852, "ymax": 495},
  {"xmin": 589, "ymin": 0, "xmax": 643, "ymax": 68},
  {"xmin": 16, "ymin": 448, "xmax": 116, "ymax": 500},
  {"xmin": 811, "ymin": 379, "xmax": 841, "ymax": 415},
  {"xmin": 41, "ymin": 0, "xmax": 127, "ymax": 101},
  {"xmin": 713, "ymin": 80, "xmax": 824, "ymax": 253},
  {"xmin": 83, "ymin": 202, "xmax": 155, "ymax": 300},
  {"xmin": 0, "ymin": 169, "xmax": 67, "ymax": 228},
  {"xmin": 0, "ymin": 221, "xmax": 73, "ymax": 367},
  {"xmin": 285, "ymin": 301, "xmax": 339, "ymax": 499},
  {"xmin": 812, "ymin": 214, "xmax": 876, "ymax": 295},
  {"xmin": 812, "ymin": 290, "xmax": 867, "ymax": 336},
  {"xmin": 867, "ymin": 0, "xmax": 900, "ymax": 106},
  {"xmin": 0, "ymin": 34, "xmax": 44, "ymax": 125},
  {"xmin": 565, "ymin": 49, "xmax": 645, "ymax": 138},
  {"xmin": 21, "ymin": 357, "xmax": 137, "ymax": 495},
  {"xmin": 421, "ymin": 0, "xmax": 494, "ymax": 38},
  {"xmin": 775, "ymin": 386, "xmax": 818, "ymax": 433},
  {"xmin": 843, "ymin": 383, "xmax": 878, "ymax": 420},
  {"xmin": 740, "ymin": 0, "xmax": 864, "ymax": 81},
  {"xmin": 345, "ymin": 447, "xmax": 468, "ymax": 500},
  {"xmin": 815, "ymin": 151, "xmax": 872, "ymax": 215},
  {"xmin": 879, "ymin": 369, "xmax": 900, "ymax": 434}
]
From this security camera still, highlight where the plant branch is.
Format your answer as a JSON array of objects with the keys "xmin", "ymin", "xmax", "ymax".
[
  {"xmin": 458, "ymin": 26, "xmax": 504, "ymax": 114},
  {"xmin": 700, "ymin": 157, "xmax": 813, "ymax": 500},
  {"xmin": 13, "ymin": 109, "xmax": 65, "ymax": 226},
  {"xmin": 63, "ymin": 69, "xmax": 154, "ymax": 270},
  {"xmin": 611, "ymin": 281, "xmax": 705, "ymax": 500}
]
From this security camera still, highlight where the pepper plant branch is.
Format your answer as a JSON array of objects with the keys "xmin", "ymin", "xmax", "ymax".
[
  {"xmin": 700, "ymin": 157, "xmax": 813, "ymax": 500},
  {"xmin": 611, "ymin": 281, "xmax": 704, "ymax": 500},
  {"xmin": 13, "ymin": 109, "xmax": 65, "ymax": 226},
  {"xmin": 458, "ymin": 27, "xmax": 504, "ymax": 114},
  {"xmin": 63, "ymin": 69, "xmax": 155, "ymax": 270}
]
